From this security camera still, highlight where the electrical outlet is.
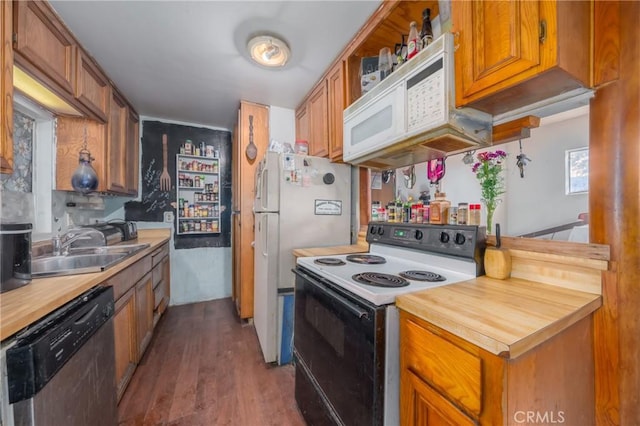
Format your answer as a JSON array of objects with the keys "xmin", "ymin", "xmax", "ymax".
[{"xmin": 164, "ymin": 211, "xmax": 174, "ymax": 223}]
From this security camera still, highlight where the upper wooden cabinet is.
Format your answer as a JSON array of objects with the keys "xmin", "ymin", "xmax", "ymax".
[
  {"xmin": 106, "ymin": 88, "xmax": 128, "ymax": 193},
  {"xmin": 125, "ymin": 108, "xmax": 140, "ymax": 195},
  {"xmin": 452, "ymin": 0, "xmax": 591, "ymax": 114},
  {"xmin": 12, "ymin": 0, "xmax": 76, "ymax": 101},
  {"xmin": 327, "ymin": 61, "xmax": 345, "ymax": 161},
  {"xmin": 1, "ymin": 0, "xmax": 13, "ymax": 174},
  {"xmin": 56, "ymin": 90, "xmax": 139, "ymax": 196},
  {"xmin": 295, "ymin": 103, "xmax": 309, "ymax": 143},
  {"xmin": 307, "ymin": 82, "xmax": 329, "ymax": 157},
  {"xmin": 75, "ymin": 49, "xmax": 110, "ymax": 123}
]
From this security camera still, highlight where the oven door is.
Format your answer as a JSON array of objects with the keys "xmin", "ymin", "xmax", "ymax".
[{"xmin": 293, "ymin": 266, "xmax": 385, "ymax": 426}]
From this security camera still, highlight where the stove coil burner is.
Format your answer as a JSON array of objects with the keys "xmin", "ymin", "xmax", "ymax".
[
  {"xmin": 352, "ymin": 272, "xmax": 410, "ymax": 288},
  {"xmin": 346, "ymin": 254, "xmax": 387, "ymax": 265},
  {"xmin": 314, "ymin": 258, "xmax": 346, "ymax": 266},
  {"xmin": 399, "ymin": 270, "xmax": 446, "ymax": 282}
]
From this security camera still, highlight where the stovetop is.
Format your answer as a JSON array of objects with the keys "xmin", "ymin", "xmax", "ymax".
[{"xmin": 296, "ymin": 223, "xmax": 486, "ymax": 306}]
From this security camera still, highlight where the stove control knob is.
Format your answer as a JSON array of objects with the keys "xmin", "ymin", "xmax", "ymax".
[
  {"xmin": 455, "ymin": 233, "xmax": 466, "ymax": 245},
  {"xmin": 414, "ymin": 230, "xmax": 423, "ymax": 240},
  {"xmin": 440, "ymin": 232, "xmax": 450, "ymax": 243},
  {"xmin": 377, "ymin": 226, "xmax": 385, "ymax": 235},
  {"xmin": 370, "ymin": 225, "xmax": 377, "ymax": 235}
]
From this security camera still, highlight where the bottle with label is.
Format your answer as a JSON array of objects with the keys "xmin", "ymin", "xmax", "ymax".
[
  {"xmin": 420, "ymin": 8, "xmax": 434, "ymax": 50},
  {"xmin": 407, "ymin": 21, "xmax": 420, "ymax": 60},
  {"xmin": 469, "ymin": 204, "xmax": 482, "ymax": 226},
  {"xmin": 429, "ymin": 192, "xmax": 451, "ymax": 224},
  {"xmin": 457, "ymin": 203, "xmax": 469, "ymax": 225}
]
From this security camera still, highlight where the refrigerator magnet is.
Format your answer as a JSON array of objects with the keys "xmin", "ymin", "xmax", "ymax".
[{"xmin": 315, "ymin": 200, "xmax": 343, "ymax": 215}]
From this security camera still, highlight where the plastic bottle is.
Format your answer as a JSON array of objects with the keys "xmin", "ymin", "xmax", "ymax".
[
  {"xmin": 469, "ymin": 204, "xmax": 482, "ymax": 226},
  {"xmin": 457, "ymin": 203, "xmax": 469, "ymax": 225},
  {"xmin": 407, "ymin": 21, "xmax": 420, "ymax": 60}
]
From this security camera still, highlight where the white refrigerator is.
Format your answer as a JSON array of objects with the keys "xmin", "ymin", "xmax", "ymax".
[{"xmin": 253, "ymin": 152, "xmax": 352, "ymax": 364}]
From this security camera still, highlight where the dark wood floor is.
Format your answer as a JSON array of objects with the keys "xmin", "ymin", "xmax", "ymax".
[{"xmin": 118, "ymin": 298, "xmax": 306, "ymax": 426}]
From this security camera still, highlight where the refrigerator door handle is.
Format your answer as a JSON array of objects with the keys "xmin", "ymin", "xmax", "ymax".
[
  {"xmin": 262, "ymin": 215, "xmax": 269, "ymax": 257},
  {"xmin": 260, "ymin": 167, "xmax": 268, "ymax": 211}
]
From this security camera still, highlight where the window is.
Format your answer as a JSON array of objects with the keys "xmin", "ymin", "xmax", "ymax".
[{"xmin": 566, "ymin": 148, "xmax": 589, "ymax": 194}]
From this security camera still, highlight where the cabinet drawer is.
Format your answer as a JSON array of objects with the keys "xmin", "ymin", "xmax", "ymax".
[
  {"xmin": 151, "ymin": 244, "xmax": 169, "ymax": 267},
  {"xmin": 402, "ymin": 318, "xmax": 482, "ymax": 416},
  {"xmin": 105, "ymin": 254, "xmax": 151, "ymax": 300}
]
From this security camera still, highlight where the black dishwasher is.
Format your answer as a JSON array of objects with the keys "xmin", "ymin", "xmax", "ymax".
[{"xmin": 5, "ymin": 285, "xmax": 117, "ymax": 426}]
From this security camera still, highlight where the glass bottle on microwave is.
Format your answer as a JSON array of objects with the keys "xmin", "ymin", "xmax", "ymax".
[{"xmin": 407, "ymin": 21, "xmax": 420, "ymax": 59}]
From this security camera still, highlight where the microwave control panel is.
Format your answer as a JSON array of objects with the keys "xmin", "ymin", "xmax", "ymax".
[{"xmin": 406, "ymin": 57, "xmax": 445, "ymax": 132}]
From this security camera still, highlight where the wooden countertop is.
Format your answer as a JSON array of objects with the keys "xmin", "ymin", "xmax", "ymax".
[
  {"xmin": 292, "ymin": 241, "xmax": 369, "ymax": 258},
  {"xmin": 0, "ymin": 228, "xmax": 171, "ymax": 340},
  {"xmin": 396, "ymin": 276, "xmax": 602, "ymax": 359},
  {"xmin": 292, "ymin": 230, "xmax": 369, "ymax": 258}
]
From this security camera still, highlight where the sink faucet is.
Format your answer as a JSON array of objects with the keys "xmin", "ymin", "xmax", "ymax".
[{"xmin": 52, "ymin": 228, "xmax": 105, "ymax": 256}]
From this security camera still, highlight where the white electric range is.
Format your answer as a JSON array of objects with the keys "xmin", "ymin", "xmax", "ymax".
[
  {"xmin": 293, "ymin": 222, "xmax": 486, "ymax": 426},
  {"xmin": 296, "ymin": 222, "xmax": 485, "ymax": 305}
]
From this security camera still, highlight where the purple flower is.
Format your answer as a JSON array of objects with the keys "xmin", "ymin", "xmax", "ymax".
[
  {"xmin": 472, "ymin": 163, "xmax": 480, "ymax": 173},
  {"xmin": 495, "ymin": 150, "xmax": 507, "ymax": 157}
]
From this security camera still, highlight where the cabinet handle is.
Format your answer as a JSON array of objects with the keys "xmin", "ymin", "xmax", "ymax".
[{"xmin": 539, "ymin": 20, "xmax": 547, "ymax": 44}]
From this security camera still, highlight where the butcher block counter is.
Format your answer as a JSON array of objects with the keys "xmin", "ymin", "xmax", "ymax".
[
  {"xmin": 397, "ymin": 236, "xmax": 610, "ymax": 360},
  {"xmin": 292, "ymin": 229, "xmax": 368, "ymax": 258},
  {"xmin": 0, "ymin": 228, "xmax": 170, "ymax": 340},
  {"xmin": 397, "ymin": 276, "xmax": 601, "ymax": 359}
]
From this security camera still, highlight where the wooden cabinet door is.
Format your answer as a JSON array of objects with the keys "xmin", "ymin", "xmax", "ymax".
[
  {"xmin": 231, "ymin": 101, "xmax": 269, "ymax": 320},
  {"xmin": 454, "ymin": 0, "xmax": 541, "ymax": 102},
  {"xmin": 308, "ymin": 82, "xmax": 329, "ymax": 157},
  {"xmin": 75, "ymin": 49, "xmax": 109, "ymax": 123},
  {"xmin": 125, "ymin": 108, "xmax": 139, "ymax": 195},
  {"xmin": 13, "ymin": 0, "xmax": 76, "ymax": 97},
  {"xmin": 135, "ymin": 272, "xmax": 154, "ymax": 360},
  {"xmin": 1, "ymin": 0, "xmax": 13, "ymax": 174},
  {"xmin": 160, "ymin": 255, "xmax": 170, "ymax": 315},
  {"xmin": 453, "ymin": 0, "xmax": 590, "ymax": 113},
  {"xmin": 402, "ymin": 370, "xmax": 475, "ymax": 426},
  {"xmin": 114, "ymin": 286, "xmax": 137, "ymax": 402},
  {"xmin": 327, "ymin": 62, "xmax": 345, "ymax": 161},
  {"xmin": 107, "ymin": 88, "xmax": 128, "ymax": 192},
  {"xmin": 295, "ymin": 103, "xmax": 309, "ymax": 142}
]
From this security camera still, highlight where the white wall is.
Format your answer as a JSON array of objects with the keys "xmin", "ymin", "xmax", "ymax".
[
  {"xmin": 269, "ymin": 105, "xmax": 296, "ymax": 145},
  {"xmin": 395, "ymin": 107, "xmax": 589, "ymax": 237}
]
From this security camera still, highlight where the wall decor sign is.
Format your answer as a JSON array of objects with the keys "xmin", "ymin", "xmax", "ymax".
[{"xmin": 314, "ymin": 200, "xmax": 343, "ymax": 215}]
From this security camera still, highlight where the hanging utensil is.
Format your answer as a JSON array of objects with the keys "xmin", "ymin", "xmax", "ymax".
[
  {"xmin": 402, "ymin": 165, "xmax": 416, "ymax": 189},
  {"xmin": 382, "ymin": 170, "xmax": 395, "ymax": 184},
  {"xmin": 246, "ymin": 115, "xmax": 258, "ymax": 161},
  {"xmin": 159, "ymin": 134, "xmax": 171, "ymax": 192},
  {"xmin": 462, "ymin": 150, "xmax": 476, "ymax": 165},
  {"xmin": 516, "ymin": 140, "xmax": 532, "ymax": 178},
  {"xmin": 427, "ymin": 157, "xmax": 446, "ymax": 185}
]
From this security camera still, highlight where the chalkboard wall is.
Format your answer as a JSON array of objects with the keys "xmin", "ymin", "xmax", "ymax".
[{"xmin": 125, "ymin": 121, "xmax": 232, "ymax": 249}]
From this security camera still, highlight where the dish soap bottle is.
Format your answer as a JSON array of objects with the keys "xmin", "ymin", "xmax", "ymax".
[{"xmin": 407, "ymin": 21, "xmax": 420, "ymax": 60}]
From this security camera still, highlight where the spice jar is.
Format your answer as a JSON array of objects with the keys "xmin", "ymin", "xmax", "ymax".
[
  {"xmin": 429, "ymin": 192, "xmax": 450, "ymax": 224},
  {"xmin": 457, "ymin": 203, "xmax": 468, "ymax": 225},
  {"xmin": 469, "ymin": 204, "xmax": 482, "ymax": 225},
  {"xmin": 387, "ymin": 203, "xmax": 397, "ymax": 223},
  {"xmin": 447, "ymin": 206, "xmax": 458, "ymax": 225}
]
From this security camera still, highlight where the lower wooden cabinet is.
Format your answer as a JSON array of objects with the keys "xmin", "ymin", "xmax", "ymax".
[
  {"xmin": 399, "ymin": 310, "xmax": 595, "ymax": 426},
  {"xmin": 135, "ymin": 272, "xmax": 154, "ymax": 359},
  {"xmin": 107, "ymin": 242, "xmax": 171, "ymax": 402},
  {"xmin": 113, "ymin": 286, "xmax": 137, "ymax": 402}
]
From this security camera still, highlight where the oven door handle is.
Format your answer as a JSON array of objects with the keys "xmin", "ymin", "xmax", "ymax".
[{"xmin": 293, "ymin": 268, "xmax": 369, "ymax": 320}]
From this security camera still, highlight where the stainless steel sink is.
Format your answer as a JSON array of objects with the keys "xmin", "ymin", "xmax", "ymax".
[{"xmin": 32, "ymin": 243, "xmax": 150, "ymax": 278}]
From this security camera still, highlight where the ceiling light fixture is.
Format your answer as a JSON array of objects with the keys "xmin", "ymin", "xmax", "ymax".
[{"xmin": 247, "ymin": 34, "xmax": 290, "ymax": 68}]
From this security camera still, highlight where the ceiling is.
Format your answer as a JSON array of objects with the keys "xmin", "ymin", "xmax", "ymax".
[{"xmin": 49, "ymin": 0, "xmax": 382, "ymax": 131}]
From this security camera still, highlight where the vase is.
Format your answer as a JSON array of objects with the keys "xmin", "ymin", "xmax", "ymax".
[{"xmin": 483, "ymin": 199, "xmax": 499, "ymax": 235}]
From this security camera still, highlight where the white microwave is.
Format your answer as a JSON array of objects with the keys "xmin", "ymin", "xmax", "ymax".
[{"xmin": 343, "ymin": 33, "xmax": 493, "ymax": 169}]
